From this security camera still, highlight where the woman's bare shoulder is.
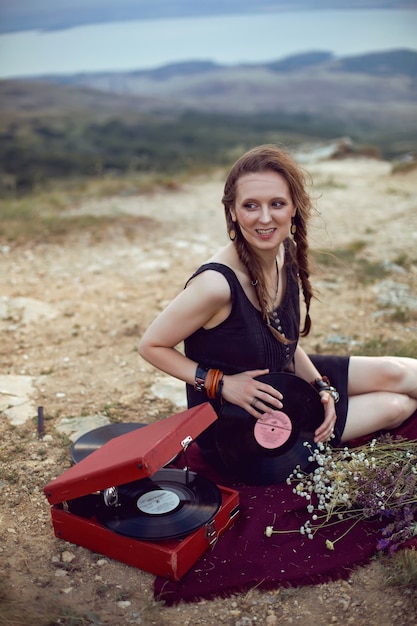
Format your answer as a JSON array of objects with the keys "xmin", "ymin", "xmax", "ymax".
[{"xmin": 186, "ymin": 265, "xmax": 231, "ymax": 301}]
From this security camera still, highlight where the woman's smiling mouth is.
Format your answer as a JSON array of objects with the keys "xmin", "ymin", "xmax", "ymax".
[{"xmin": 256, "ymin": 228, "xmax": 276, "ymax": 237}]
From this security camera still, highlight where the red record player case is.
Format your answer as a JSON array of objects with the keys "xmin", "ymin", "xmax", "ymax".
[{"xmin": 43, "ymin": 403, "xmax": 239, "ymax": 581}]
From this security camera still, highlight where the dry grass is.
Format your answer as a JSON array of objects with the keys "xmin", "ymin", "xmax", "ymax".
[
  {"xmin": 381, "ymin": 548, "xmax": 417, "ymax": 589},
  {"xmin": 0, "ymin": 172, "xmax": 184, "ymax": 243},
  {"xmin": 312, "ymin": 241, "xmax": 390, "ymax": 284}
]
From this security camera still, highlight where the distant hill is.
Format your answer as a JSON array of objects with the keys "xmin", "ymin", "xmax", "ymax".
[
  {"xmin": 130, "ymin": 60, "xmax": 224, "ymax": 81},
  {"xmin": 265, "ymin": 52, "xmax": 335, "ymax": 72},
  {"xmin": 47, "ymin": 49, "xmax": 417, "ymax": 84},
  {"xmin": 331, "ymin": 49, "xmax": 417, "ymax": 78},
  {"xmin": 0, "ymin": 80, "xmax": 181, "ymax": 121},
  {"xmin": 16, "ymin": 49, "xmax": 416, "ymax": 124}
]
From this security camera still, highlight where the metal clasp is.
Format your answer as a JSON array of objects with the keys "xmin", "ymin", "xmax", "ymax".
[
  {"xmin": 181, "ymin": 435, "xmax": 193, "ymax": 479},
  {"xmin": 181, "ymin": 435, "xmax": 193, "ymax": 451},
  {"xmin": 205, "ymin": 520, "xmax": 218, "ymax": 546}
]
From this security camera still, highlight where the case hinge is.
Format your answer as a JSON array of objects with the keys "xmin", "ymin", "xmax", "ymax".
[{"xmin": 205, "ymin": 520, "xmax": 218, "ymax": 546}]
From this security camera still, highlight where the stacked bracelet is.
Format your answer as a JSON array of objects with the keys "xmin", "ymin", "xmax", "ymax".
[
  {"xmin": 194, "ymin": 365, "xmax": 224, "ymax": 400},
  {"xmin": 311, "ymin": 376, "xmax": 340, "ymax": 403},
  {"xmin": 205, "ymin": 369, "xmax": 224, "ymax": 399},
  {"xmin": 194, "ymin": 365, "xmax": 209, "ymax": 392}
]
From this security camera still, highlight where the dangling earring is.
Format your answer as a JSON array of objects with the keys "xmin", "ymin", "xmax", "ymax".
[
  {"xmin": 290, "ymin": 218, "xmax": 297, "ymax": 235},
  {"xmin": 229, "ymin": 210, "xmax": 237, "ymax": 241}
]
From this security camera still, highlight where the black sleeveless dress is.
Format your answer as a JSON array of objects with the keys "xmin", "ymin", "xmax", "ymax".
[{"xmin": 184, "ymin": 241, "xmax": 349, "ymax": 457}]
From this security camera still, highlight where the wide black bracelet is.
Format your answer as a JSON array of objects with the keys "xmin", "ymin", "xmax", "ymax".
[
  {"xmin": 194, "ymin": 365, "xmax": 209, "ymax": 392},
  {"xmin": 311, "ymin": 376, "xmax": 340, "ymax": 403}
]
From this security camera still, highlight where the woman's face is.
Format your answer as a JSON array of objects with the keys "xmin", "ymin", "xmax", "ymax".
[{"xmin": 230, "ymin": 170, "xmax": 296, "ymax": 251}]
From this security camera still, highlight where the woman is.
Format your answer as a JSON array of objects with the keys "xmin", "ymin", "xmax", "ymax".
[{"xmin": 139, "ymin": 144, "xmax": 417, "ymax": 470}]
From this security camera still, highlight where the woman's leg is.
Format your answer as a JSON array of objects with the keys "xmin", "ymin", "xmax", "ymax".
[
  {"xmin": 348, "ymin": 356, "xmax": 417, "ymax": 398},
  {"xmin": 341, "ymin": 356, "xmax": 417, "ymax": 442},
  {"xmin": 341, "ymin": 391, "xmax": 417, "ymax": 442}
]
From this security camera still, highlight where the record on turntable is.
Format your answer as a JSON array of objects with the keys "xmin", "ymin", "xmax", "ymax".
[
  {"xmin": 216, "ymin": 372, "xmax": 324, "ymax": 485},
  {"xmin": 44, "ymin": 404, "xmax": 240, "ymax": 581},
  {"xmin": 70, "ymin": 423, "xmax": 222, "ymax": 540},
  {"xmin": 95, "ymin": 468, "xmax": 222, "ymax": 541}
]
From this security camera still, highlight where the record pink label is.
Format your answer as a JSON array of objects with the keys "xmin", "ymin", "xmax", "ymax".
[
  {"xmin": 254, "ymin": 410, "xmax": 292, "ymax": 449},
  {"xmin": 136, "ymin": 489, "xmax": 180, "ymax": 515}
]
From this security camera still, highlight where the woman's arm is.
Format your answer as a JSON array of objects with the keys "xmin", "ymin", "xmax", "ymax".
[
  {"xmin": 138, "ymin": 270, "xmax": 283, "ymax": 417},
  {"xmin": 294, "ymin": 345, "xmax": 337, "ymax": 443},
  {"xmin": 293, "ymin": 344, "xmax": 323, "ymax": 383},
  {"xmin": 138, "ymin": 270, "xmax": 231, "ymax": 384}
]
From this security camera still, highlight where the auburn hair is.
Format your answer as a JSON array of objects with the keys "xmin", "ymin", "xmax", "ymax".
[{"xmin": 222, "ymin": 144, "xmax": 314, "ymax": 338}]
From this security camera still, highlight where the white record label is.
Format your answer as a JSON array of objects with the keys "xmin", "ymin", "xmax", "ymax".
[{"xmin": 137, "ymin": 489, "xmax": 180, "ymax": 515}]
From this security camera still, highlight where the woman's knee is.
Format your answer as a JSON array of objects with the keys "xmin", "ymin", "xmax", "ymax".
[
  {"xmin": 378, "ymin": 357, "xmax": 408, "ymax": 389},
  {"xmin": 384, "ymin": 392, "xmax": 417, "ymax": 428},
  {"xmin": 348, "ymin": 356, "xmax": 411, "ymax": 395}
]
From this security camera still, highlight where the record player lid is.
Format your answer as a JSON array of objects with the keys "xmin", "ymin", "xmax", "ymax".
[{"xmin": 44, "ymin": 403, "xmax": 217, "ymax": 505}]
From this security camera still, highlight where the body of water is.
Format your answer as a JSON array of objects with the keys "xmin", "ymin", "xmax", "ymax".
[{"xmin": 0, "ymin": 9, "xmax": 416, "ymax": 79}]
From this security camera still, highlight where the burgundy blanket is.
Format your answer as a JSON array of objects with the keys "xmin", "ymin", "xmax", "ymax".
[{"xmin": 154, "ymin": 412, "xmax": 417, "ymax": 605}]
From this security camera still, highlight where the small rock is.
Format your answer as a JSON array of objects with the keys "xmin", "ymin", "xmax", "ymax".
[
  {"xmin": 266, "ymin": 610, "xmax": 278, "ymax": 625},
  {"xmin": 374, "ymin": 280, "xmax": 417, "ymax": 309},
  {"xmin": 325, "ymin": 334, "xmax": 356, "ymax": 346},
  {"xmin": 61, "ymin": 550, "xmax": 75, "ymax": 563},
  {"xmin": 57, "ymin": 414, "xmax": 110, "ymax": 441},
  {"xmin": 151, "ymin": 375, "xmax": 187, "ymax": 408},
  {"xmin": 117, "ymin": 600, "xmax": 131, "ymax": 609}
]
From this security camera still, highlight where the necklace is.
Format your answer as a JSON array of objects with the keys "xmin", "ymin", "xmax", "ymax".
[
  {"xmin": 252, "ymin": 258, "xmax": 279, "ymax": 309},
  {"xmin": 271, "ymin": 258, "xmax": 279, "ymax": 309}
]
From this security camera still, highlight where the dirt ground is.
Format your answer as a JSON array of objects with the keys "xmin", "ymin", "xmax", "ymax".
[{"xmin": 1, "ymin": 156, "xmax": 417, "ymax": 626}]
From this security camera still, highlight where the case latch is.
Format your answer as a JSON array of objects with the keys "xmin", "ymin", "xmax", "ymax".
[
  {"xmin": 205, "ymin": 520, "xmax": 218, "ymax": 546},
  {"xmin": 181, "ymin": 435, "xmax": 193, "ymax": 476},
  {"xmin": 181, "ymin": 435, "xmax": 193, "ymax": 451}
]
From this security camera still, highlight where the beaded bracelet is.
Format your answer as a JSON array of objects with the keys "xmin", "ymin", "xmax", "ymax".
[{"xmin": 311, "ymin": 376, "xmax": 340, "ymax": 403}]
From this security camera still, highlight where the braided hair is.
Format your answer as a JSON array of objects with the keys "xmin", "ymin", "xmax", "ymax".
[{"xmin": 222, "ymin": 144, "xmax": 314, "ymax": 338}]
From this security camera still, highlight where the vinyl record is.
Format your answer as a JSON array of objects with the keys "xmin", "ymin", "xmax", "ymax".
[
  {"xmin": 216, "ymin": 372, "xmax": 324, "ymax": 485},
  {"xmin": 71, "ymin": 423, "xmax": 146, "ymax": 463},
  {"xmin": 96, "ymin": 468, "xmax": 222, "ymax": 541}
]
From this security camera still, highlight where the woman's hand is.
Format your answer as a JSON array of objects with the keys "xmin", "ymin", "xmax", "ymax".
[
  {"xmin": 221, "ymin": 369, "xmax": 283, "ymax": 419},
  {"xmin": 314, "ymin": 392, "xmax": 337, "ymax": 443}
]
